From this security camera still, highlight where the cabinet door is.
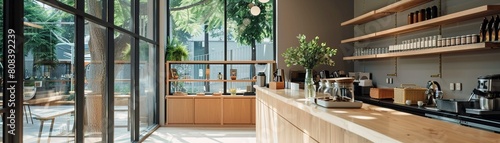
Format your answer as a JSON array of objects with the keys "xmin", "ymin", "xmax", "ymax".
[
  {"xmin": 194, "ymin": 98, "xmax": 222, "ymax": 124},
  {"xmin": 167, "ymin": 98, "xmax": 194, "ymax": 124},
  {"xmin": 223, "ymin": 98, "xmax": 252, "ymax": 124}
]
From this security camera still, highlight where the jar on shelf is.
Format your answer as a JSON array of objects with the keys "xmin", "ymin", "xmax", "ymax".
[
  {"xmin": 450, "ymin": 37, "xmax": 456, "ymax": 46},
  {"xmin": 460, "ymin": 35, "xmax": 466, "ymax": 45},
  {"xmin": 466, "ymin": 35, "xmax": 472, "ymax": 44},
  {"xmin": 455, "ymin": 36, "xmax": 461, "ymax": 45}
]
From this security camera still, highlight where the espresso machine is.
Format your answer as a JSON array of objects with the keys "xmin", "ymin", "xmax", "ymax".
[{"xmin": 470, "ymin": 74, "xmax": 500, "ymax": 111}]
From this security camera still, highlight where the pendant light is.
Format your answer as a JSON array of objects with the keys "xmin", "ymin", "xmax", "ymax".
[
  {"xmin": 259, "ymin": 0, "xmax": 269, "ymax": 3},
  {"xmin": 250, "ymin": 6, "xmax": 261, "ymax": 16}
]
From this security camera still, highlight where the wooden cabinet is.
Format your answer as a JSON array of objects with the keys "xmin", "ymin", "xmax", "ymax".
[
  {"xmin": 223, "ymin": 98, "xmax": 252, "ymax": 124},
  {"xmin": 166, "ymin": 96, "xmax": 255, "ymax": 126},
  {"xmin": 167, "ymin": 98, "xmax": 194, "ymax": 124},
  {"xmin": 194, "ymin": 98, "xmax": 222, "ymax": 124}
]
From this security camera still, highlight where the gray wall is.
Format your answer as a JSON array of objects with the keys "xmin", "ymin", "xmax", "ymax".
[
  {"xmin": 353, "ymin": 0, "xmax": 500, "ymax": 100},
  {"xmin": 277, "ymin": 0, "xmax": 354, "ymax": 79}
]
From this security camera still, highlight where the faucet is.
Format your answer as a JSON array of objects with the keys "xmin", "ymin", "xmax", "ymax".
[{"xmin": 425, "ymin": 81, "xmax": 442, "ymax": 106}]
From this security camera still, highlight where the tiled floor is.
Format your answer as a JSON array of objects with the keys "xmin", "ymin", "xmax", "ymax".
[{"xmin": 143, "ymin": 127, "xmax": 256, "ymax": 143}]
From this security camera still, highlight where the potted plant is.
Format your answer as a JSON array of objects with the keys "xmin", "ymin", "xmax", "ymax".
[
  {"xmin": 166, "ymin": 37, "xmax": 189, "ymax": 95},
  {"xmin": 282, "ymin": 34, "xmax": 337, "ymax": 99}
]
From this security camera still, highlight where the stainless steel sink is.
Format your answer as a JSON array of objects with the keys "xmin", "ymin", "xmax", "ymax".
[{"xmin": 436, "ymin": 99, "xmax": 474, "ymax": 114}]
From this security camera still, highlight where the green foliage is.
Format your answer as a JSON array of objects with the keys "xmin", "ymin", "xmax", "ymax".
[
  {"xmin": 170, "ymin": 0, "xmax": 225, "ymax": 37},
  {"xmin": 227, "ymin": 0, "xmax": 273, "ymax": 46},
  {"xmin": 166, "ymin": 37, "xmax": 189, "ymax": 61},
  {"xmin": 282, "ymin": 34, "xmax": 337, "ymax": 69}
]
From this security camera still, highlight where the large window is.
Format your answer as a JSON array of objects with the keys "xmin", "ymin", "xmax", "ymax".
[
  {"xmin": 1, "ymin": 0, "xmax": 159, "ymax": 142},
  {"xmin": 168, "ymin": 0, "xmax": 275, "ymax": 94}
]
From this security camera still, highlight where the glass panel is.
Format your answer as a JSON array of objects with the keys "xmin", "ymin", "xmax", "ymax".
[
  {"xmin": 85, "ymin": 0, "xmax": 106, "ymax": 20},
  {"xmin": 22, "ymin": 1, "xmax": 76, "ymax": 142},
  {"xmin": 115, "ymin": 0, "xmax": 132, "ymax": 30},
  {"xmin": 113, "ymin": 31, "xmax": 132, "ymax": 141},
  {"xmin": 58, "ymin": 0, "xmax": 75, "ymax": 7},
  {"xmin": 84, "ymin": 20, "xmax": 107, "ymax": 142},
  {"xmin": 139, "ymin": 0, "xmax": 155, "ymax": 39},
  {"xmin": 139, "ymin": 40, "xmax": 156, "ymax": 132},
  {"xmin": 169, "ymin": 0, "xmax": 224, "ymax": 93}
]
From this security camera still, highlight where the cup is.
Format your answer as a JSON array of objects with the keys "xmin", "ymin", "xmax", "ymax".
[
  {"xmin": 406, "ymin": 100, "xmax": 412, "ymax": 105},
  {"xmin": 417, "ymin": 101, "xmax": 424, "ymax": 107}
]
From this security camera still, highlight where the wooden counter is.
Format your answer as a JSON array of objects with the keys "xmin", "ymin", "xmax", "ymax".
[
  {"xmin": 255, "ymin": 86, "xmax": 500, "ymax": 143},
  {"xmin": 165, "ymin": 95, "xmax": 255, "ymax": 126}
]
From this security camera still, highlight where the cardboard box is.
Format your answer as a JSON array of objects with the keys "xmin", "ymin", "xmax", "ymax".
[{"xmin": 269, "ymin": 82, "xmax": 284, "ymax": 89}]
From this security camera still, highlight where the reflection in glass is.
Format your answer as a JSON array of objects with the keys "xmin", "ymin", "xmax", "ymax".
[
  {"xmin": 114, "ymin": 31, "xmax": 132, "ymax": 142},
  {"xmin": 85, "ymin": 0, "xmax": 107, "ymax": 20},
  {"xmin": 85, "ymin": 20, "xmax": 107, "ymax": 142},
  {"xmin": 139, "ymin": 41, "xmax": 157, "ymax": 131},
  {"xmin": 140, "ymin": 0, "xmax": 155, "ymax": 39},
  {"xmin": 115, "ymin": 0, "xmax": 132, "ymax": 30},
  {"xmin": 22, "ymin": 2, "xmax": 76, "ymax": 142}
]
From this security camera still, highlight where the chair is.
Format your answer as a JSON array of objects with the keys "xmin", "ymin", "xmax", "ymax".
[{"xmin": 24, "ymin": 86, "xmax": 36, "ymax": 124}]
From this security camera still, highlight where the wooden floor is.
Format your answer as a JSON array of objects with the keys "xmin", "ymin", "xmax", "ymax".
[{"xmin": 143, "ymin": 127, "xmax": 256, "ymax": 143}]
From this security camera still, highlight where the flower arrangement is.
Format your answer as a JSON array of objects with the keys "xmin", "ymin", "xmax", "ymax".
[{"xmin": 282, "ymin": 34, "xmax": 337, "ymax": 69}]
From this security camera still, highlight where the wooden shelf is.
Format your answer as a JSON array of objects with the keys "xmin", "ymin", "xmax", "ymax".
[
  {"xmin": 168, "ymin": 79, "xmax": 256, "ymax": 82},
  {"xmin": 342, "ymin": 0, "xmax": 431, "ymax": 26},
  {"xmin": 343, "ymin": 42, "xmax": 500, "ymax": 60},
  {"xmin": 166, "ymin": 60, "xmax": 275, "ymax": 64},
  {"xmin": 342, "ymin": 5, "xmax": 500, "ymax": 43}
]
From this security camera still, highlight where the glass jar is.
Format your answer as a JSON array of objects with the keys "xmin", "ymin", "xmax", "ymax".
[
  {"xmin": 437, "ymin": 39, "xmax": 442, "ymax": 47},
  {"xmin": 466, "ymin": 35, "xmax": 472, "ymax": 44},
  {"xmin": 461, "ymin": 36, "xmax": 466, "ymax": 45},
  {"xmin": 472, "ymin": 34, "xmax": 479, "ymax": 43},
  {"xmin": 455, "ymin": 36, "xmax": 461, "ymax": 45},
  {"xmin": 445, "ymin": 38, "xmax": 450, "ymax": 46},
  {"xmin": 450, "ymin": 37, "xmax": 456, "ymax": 46}
]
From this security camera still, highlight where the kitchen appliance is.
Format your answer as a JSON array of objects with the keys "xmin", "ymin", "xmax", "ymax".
[
  {"xmin": 257, "ymin": 72, "xmax": 266, "ymax": 87},
  {"xmin": 436, "ymin": 99, "xmax": 474, "ymax": 114},
  {"xmin": 470, "ymin": 74, "xmax": 500, "ymax": 111},
  {"xmin": 425, "ymin": 81, "xmax": 443, "ymax": 106},
  {"xmin": 274, "ymin": 69, "xmax": 284, "ymax": 82},
  {"xmin": 322, "ymin": 77, "xmax": 355, "ymax": 102}
]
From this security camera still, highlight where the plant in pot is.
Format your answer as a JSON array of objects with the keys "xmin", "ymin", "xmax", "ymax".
[
  {"xmin": 24, "ymin": 80, "xmax": 37, "ymax": 100},
  {"xmin": 166, "ymin": 37, "xmax": 189, "ymax": 95},
  {"xmin": 282, "ymin": 34, "xmax": 337, "ymax": 100}
]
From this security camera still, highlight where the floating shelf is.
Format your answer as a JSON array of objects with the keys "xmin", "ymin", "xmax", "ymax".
[
  {"xmin": 343, "ymin": 42, "xmax": 500, "ymax": 60},
  {"xmin": 341, "ymin": 0, "xmax": 431, "ymax": 26},
  {"xmin": 168, "ymin": 79, "xmax": 256, "ymax": 82},
  {"xmin": 342, "ymin": 5, "xmax": 500, "ymax": 43},
  {"xmin": 166, "ymin": 60, "xmax": 275, "ymax": 64}
]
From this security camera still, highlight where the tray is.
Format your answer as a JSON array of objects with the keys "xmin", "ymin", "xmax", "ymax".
[
  {"xmin": 313, "ymin": 98, "xmax": 362, "ymax": 108},
  {"xmin": 465, "ymin": 108, "xmax": 500, "ymax": 115}
]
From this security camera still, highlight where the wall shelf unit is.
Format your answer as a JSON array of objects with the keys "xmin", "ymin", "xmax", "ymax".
[
  {"xmin": 343, "ymin": 42, "xmax": 500, "ymax": 60},
  {"xmin": 342, "ymin": 5, "xmax": 500, "ymax": 43},
  {"xmin": 165, "ymin": 60, "xmax": 275, "ymax": 96},
  {"xmin": 341, "ymin": 0, "xmax": 431, "ymax": 26}
]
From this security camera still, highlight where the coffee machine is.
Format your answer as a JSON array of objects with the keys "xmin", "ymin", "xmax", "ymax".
[{"xmin": 471, "ymin": 74, "xmax": 500, "ymax": 111}]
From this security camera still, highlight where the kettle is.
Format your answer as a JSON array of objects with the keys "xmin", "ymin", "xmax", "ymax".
[{"xmin": 425, "ymin": 81, "xmax": 443, "ymax": 106}]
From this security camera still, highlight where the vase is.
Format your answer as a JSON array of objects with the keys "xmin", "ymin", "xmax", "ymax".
[{"xmin": 304, "ymin": 68, "xmax": 316, "ymax": 101}]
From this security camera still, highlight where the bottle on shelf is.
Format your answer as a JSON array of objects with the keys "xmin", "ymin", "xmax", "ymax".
[
  {"xmin": 431, "ymin": 6, "xmax": 438, "ymax": 18},
  {"xmin": 494, "ymin": 15, "xmax": 500, "ymax": 41},
  {"xmin": 487, "ymin": 16, "xmax": 495, "ymax": 41},
  {"xmin": 480, "ymin": 17, "xmax": 488, "ymax": 42},
  {"xmin": 408, "ymin": 13, "xmax": 414, "ymax": 24},
  {"xmin": 218, "ymin": 72, "xmax": 222, "ymax": 80},
  {"xmin": 414, "ymin": 11, "xmax": 420, "ymax": 23},
  {"xmin": 419, "ymin": 9, "xmax": 426, "ymax": 21},
  {"xmin": 206, "ymin": 65, "xmax": 210, "ymax": 80},
  {"xmin": 426, "ymin": 7, "xmax": 432, "ymax": 20}
]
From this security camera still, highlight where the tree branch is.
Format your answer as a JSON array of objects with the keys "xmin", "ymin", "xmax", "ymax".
[{"xmin": 170, "ymin": 0, "xmax": 211, "ymax": 11}]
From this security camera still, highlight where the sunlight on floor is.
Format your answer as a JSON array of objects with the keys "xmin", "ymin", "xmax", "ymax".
[{"xmin": 143, "ymin": 127, "xmax": 256, "ymax": 143}]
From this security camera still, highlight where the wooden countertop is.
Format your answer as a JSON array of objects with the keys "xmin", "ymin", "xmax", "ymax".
[
  {"xmin": 254, "ymin": 86, "xmax": 500, "ymax": 143},
  {"xmin": 166, "ymin": 95, "xmax": 255, "ymax": 99}
]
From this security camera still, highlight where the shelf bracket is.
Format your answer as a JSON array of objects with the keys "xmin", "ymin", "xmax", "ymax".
[
  {"xmin": 387, "ymin": 57, "xmax": 397, "ymax": 77},
  {"xmin": 430, "ymin": 54, "xmax": 442, "ymax": 78}
]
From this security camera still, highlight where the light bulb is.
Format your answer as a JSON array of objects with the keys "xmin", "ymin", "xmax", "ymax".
[
  {"xmin": 250, "ymin": 6, "xmax": 261, "ymax": 16},
  {"xmin": 259, "ymin": 0, "xmax": 269, "ymax": 3}
]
